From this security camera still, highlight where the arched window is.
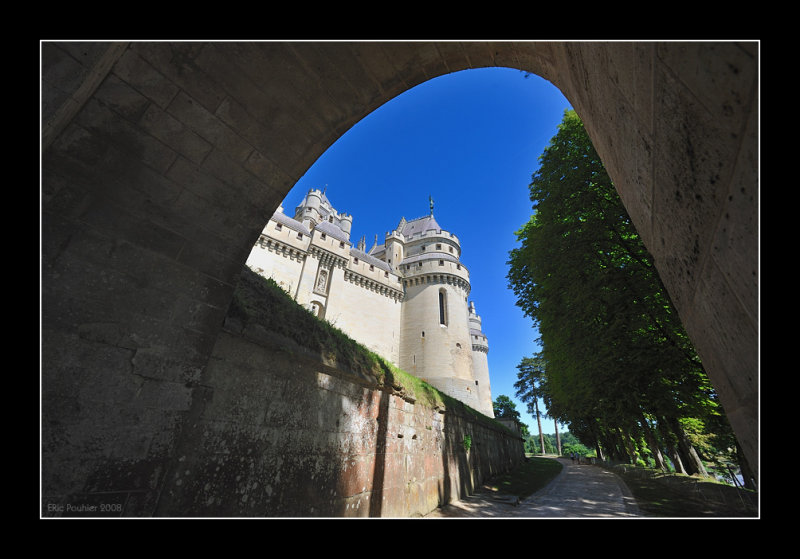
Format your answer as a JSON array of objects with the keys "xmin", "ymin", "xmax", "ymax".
[{"xmin": 438, "ymin": 289, "xmax": 448, "ymax": 326}]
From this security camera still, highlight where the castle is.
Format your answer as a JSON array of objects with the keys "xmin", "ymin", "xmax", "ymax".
[{"xmin": 246, "ymin": 189, "xmax": 494, "ymax": 418}]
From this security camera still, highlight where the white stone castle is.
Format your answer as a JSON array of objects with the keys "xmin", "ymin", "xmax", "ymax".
[{"xmin": 246, "ymin": 188, "xmax": 494, "ymax": 418}]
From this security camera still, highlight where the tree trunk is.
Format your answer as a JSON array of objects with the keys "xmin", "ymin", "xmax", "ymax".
[
  {"xmin": 594, "ymin": 441, "xmax": 605, "ymax": 461},
  {"xmin": 656, "ymin": 417, "xmax": 687, "ymax": 474},
  {"xmin": 602, "ymin": 428, "xmax": 623, "ymax": 462},
  {"xmin": 588, "ymin": 423, "xmax": 604, "ymax": 461},
  {"xmin": 621, "ymin": 427, "xmax": 639, "ymax": 464},
  {"xmin": 638, "ymin": 412, "xmax": 667, "ymax": 471},
  {"xmin": 534, "ymin": 400, "xmax": 545, "ymax": 455},
  {"xmin": 601, "ymin": 425, "xmax": 626, "ymax": 463},
  {"xmin": 685, "ymin": 445, "xmax": 708, "ymax": 477},
  {"xmin": 554, "ymin": 419, "xmax": 562, "ymax": 455},
  {"xmin": 736, "ymin": 442, "xmax": 757, "ymax": 490},
  {"xmin": 666, "ymin": 416, "xmax": 708, "ymax": 477},
  {"xmin": 666, "ymin": 445, "xmax": 686, "ymax": 474}
]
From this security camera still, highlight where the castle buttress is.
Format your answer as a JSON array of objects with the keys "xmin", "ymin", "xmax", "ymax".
[{"xmin": 246, "ymin": 189, "xmax": 493, "ymax": 418}]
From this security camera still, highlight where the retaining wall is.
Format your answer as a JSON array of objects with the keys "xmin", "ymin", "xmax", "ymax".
[{"xmin": 151, "ymin": 321, "xmax": 523, "ymax": 517}]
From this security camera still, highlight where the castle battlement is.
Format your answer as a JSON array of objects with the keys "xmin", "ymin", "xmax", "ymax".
[{"xmin": 246, "ymin": 192, "xmax": 493, "ymax": 417}]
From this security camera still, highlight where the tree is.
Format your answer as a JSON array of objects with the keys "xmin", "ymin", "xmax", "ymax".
[
  {"xmin": 506, "ymin": 109, "xmax": 746, "ymax": 480},
  {"xmin": 514, "ymin": 354, "xmax": 549, "ymax": 455},
  {"xmin": 493, "ymin": 395, "xmax": 521, "ymax": 422}
]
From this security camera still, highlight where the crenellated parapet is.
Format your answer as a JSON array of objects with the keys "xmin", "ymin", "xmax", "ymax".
[
  {"xmin": 255, "ymin": 235, "xmax": 307, "ymax": 263},
  {"xmin": 402, "ymin": 272, "xmax": 470, "ymax": 296},
  {"xmin": 308, "ymin": 245, "xmax": 348, "ymax": 270},
  {"xmin": 400, "ymin": 253, "xmax": 470, "ymax": 286},
  {"xmin": 343, "ymin": 269, "xmax": 404, "ymax": 302},
  {"xmin": 470, "ymin": 331, "xmax": 489, "ymax": 353}
]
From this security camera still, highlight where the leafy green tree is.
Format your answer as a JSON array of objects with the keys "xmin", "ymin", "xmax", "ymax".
[
  {"xmin": 493, "ymin": 395, "xmax": 521, "ymax": 421},
  {"xmin": 561, "ymin": 441, "xmax": 593, "ymax": 458},
  {"xmin": 526, "ymin": 433, "xmax": 557, "ymax": 455},
  {"xmin": 514, "ymin": 354, "xmax": 549, "ymax": 455},
  {"xmin": 507, "ymin": 109, "xmax": 750, "ymax": 482}
]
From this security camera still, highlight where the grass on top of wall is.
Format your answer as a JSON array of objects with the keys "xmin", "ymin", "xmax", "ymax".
[{"xmin": 228, "ymin": 266, "xmax": 509, "ymax": 432}]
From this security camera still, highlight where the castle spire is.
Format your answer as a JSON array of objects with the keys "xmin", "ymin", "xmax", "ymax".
[{"xmin": 429, "ymin": 195, "xmax": 434, "ymax": 216}]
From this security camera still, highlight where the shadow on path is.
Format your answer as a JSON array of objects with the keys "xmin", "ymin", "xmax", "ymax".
[{"xmin": 424, "ymin": 457, "xmax": 641, "ymax": 518}]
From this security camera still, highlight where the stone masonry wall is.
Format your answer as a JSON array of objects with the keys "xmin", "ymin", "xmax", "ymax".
[{"xmin": 152, "ymin": 322, "xmax": 523, "ymax": 517}]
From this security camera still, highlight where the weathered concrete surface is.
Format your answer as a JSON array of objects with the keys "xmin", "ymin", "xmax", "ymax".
[
  {"xmin": 425, "ymin": 457, "xmax": 641, "ymax": 518},
  {"xmin": 41, "ymin": 42, "xmax": 759, "ymax": 512}
]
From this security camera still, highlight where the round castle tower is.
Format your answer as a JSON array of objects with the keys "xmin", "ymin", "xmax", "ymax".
[
  {"xmin": 397, "ymin": 213, "xmax": 484, "ymax": 413},
  {"xmin": 468, "ymin": 301, "xmax": 493, "ymax": 417},
  {"xmin": 295, "ymin": 188, "xmax": 322, "ymax": 228},
  {"xmin": 294, "ymin": 188, "xmax": 353, "ymax": 241},
  {"xmin": 339, "ymin": 213, "xmax": 353, "ymax": 240}
]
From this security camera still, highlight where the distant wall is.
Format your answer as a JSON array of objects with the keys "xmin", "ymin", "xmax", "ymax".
[
  {"xmin": 325, "ymin": 278, "xmax": 403, "ymax": 366},
  {"xmin": 151, "ymin": 321, "xmax": 524, "ymax": 517},
  {"xmin": 247, "ymin": 235, "xmax": 305, "ymax": 295}
]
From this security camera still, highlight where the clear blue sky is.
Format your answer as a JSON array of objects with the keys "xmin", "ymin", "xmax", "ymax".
[{"xmin": 278, "ymin": 66, "xmax": 572, "ymax": 434}]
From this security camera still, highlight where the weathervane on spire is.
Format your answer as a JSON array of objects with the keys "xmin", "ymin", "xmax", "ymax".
[{"xmin": 429, "ymin": 195, "xmax": 434, "ymax": 216}]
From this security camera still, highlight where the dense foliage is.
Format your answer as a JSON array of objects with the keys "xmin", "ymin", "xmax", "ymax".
[
  {"xmin": 507, "ymin": 110, "xmax": 754, "ymax": 488},
  {"xmin": 523, "ymin": 431, "xmax": 590, "ymax": 457},
  {"xmin": 492, "ymin": 395, "xmax": 521, "ymax": 421}
]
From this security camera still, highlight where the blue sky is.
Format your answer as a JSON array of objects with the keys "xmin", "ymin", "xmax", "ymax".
[{"xmin": 278, "ymin": 66, "xmax": 572, "ymax": 434}]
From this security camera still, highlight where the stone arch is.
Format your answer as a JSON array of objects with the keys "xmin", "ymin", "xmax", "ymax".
[
  {"xmin": 309, "ymin": 300, "xmax": 326, "ymax": 320},
  {"xmin": 41, "ymin": 42, "xmax": 758, "ymax": 506}
]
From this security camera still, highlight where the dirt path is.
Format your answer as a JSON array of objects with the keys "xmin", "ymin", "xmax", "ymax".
[{"xmin": 424, "ymin": 457, "xmax": 641, "ymax": 518}]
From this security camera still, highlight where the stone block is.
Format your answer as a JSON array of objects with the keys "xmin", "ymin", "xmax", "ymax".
[
  {"xmin": 112, "ymin": 47, "xmax": 180, "ymax": 110},
  {"xmin": 93, "ymin": 73, "xmax": 150, "ymax": 122},
  {"xmin": 75, "ymin": 98, "xmax": 179, "ymax": 175},
  {"xmin": 132, "ymin": 42, "xmax": 226, "ymax": 115},
  {"xmin": 139, "ymin": 102, "xmax": 213, "ymax": 165},
  {"xmin": 166, "ymin": 89, "xmax": 254, "ymax": 164}
]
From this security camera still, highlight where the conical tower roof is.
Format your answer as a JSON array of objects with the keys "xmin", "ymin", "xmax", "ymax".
[{"xmin": 399, "ymin": 214, "xmax": 442, "ymax": 237}]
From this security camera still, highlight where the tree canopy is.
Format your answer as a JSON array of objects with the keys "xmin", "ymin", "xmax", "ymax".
[
  {"xmin": 507, "ymin": 110, "xmax": 753, "ymax": 487},
  {"xmin": 492, "ymin": 395, "xmax": 521, "ymax": 421}
]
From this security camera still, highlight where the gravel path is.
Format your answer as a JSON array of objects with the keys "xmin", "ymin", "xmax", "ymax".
[{"xmin": 424, "ymin": 457, "xmax": 641, "ymax": 518}]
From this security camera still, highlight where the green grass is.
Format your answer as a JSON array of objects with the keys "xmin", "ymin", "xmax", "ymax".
[
  {"xmin": 484, "ymin": 457, "xmax": 563, "ymax": 499},
  {"xmin": 483, "ymin": 456, "xmax": 758, "ymax": 517},
  {"xmin": 605, "ymin": 466, "xmax": 758, "ymax": 517},
  {"xmin": 228, "ymin": 267, "xmax": 514, "ymax": 434}
]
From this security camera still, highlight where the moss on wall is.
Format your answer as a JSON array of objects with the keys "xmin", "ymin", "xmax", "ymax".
[
  {"xmin": 146, "ymin": 267, "xmax": 525, "ymax": 516},
  {"xmin": 230, "ymin": 267, "xmax": 510, "ymax": 434}
]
